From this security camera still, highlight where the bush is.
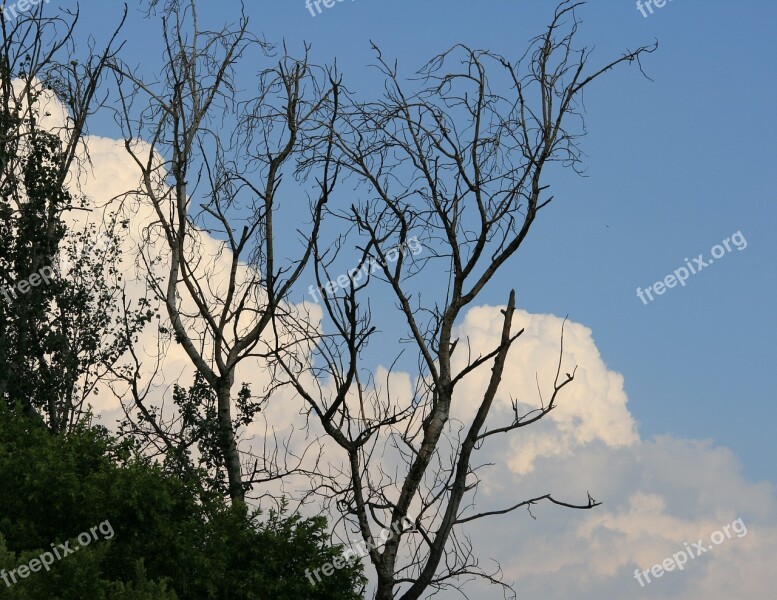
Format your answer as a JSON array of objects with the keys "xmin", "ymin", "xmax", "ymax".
[{"xmin": 0, "ymin": 408, "xmax": 365, "ymax": 599}]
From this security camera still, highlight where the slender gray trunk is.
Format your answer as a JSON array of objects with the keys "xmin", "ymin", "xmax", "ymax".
[{"xmin": 215, "ymin": 374, "xmax": 244, "ymax": 504}]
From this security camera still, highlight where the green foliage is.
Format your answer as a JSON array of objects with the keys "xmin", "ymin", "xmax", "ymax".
[
  {"xmin": 0, "ymin": 78, "xmax": 156, "ymax": 434},
  {"xmin": 168, "ymin": 371, "xmax": 228, "ymax": 497},
  {"xmin": 0, "ymin": 408, "xmax": 366, "ymax": 599},
  {"xmin": 153, "ymin": 372, "xmax": 262, "ymax": 500},
  {"xmin": 0, "ymin": 120, "xmax": 71, "ymax": 427}
]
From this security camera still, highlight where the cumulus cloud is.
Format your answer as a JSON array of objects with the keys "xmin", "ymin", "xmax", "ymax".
[
  {"xmin": 456, "ymin": 434, "xmax": 777, "ymax": 599},
  {"xmin": 450, "ymin": 306, "xmax": 638, "ymax": 475},
  {"xmin": 439, "ymin": 306, "xmax": 777, "ymax": 599}
]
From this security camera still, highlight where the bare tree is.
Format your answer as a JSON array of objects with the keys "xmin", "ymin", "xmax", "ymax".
[
  {"xmin": 269, "ymin": 2, "xmax": 656, "ymax": 597},
  {"xmin": 111, "ymin": 1, "xmax": 340, "ymax": 504}
]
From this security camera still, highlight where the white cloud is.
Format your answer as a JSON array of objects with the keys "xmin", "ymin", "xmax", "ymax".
[
  {"xmin": 439, "ymin": 306, "xmax": 777, "ymax": 598},
  {"xmin": 450, "ymin": 306, "xmax": 638, "ymax": 475},
  {"xmin": 456, "ymin": 434, "xmax": 777, "ymax": 598}
]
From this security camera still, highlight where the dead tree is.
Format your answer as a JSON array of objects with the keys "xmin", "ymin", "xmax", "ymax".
[
  {"xmin": 111, "ymin": 1, "xmax": 340, "ymax": 504},
  {"xmin": 270, "ymin": 2, "xmax": 656, "ymax": 597}
]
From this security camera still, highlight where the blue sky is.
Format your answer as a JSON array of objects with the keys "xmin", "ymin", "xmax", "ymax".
[
  {"xmin": 60, "ymin": 1, "xmax": 776, "ymax": 596},
  {"xmin": 81, "ymin": 0, "xmax": 777, "ymax": 480},
  {"xmin": 74, "ymin": 0, "xmax": 777, "ymax": 473}
]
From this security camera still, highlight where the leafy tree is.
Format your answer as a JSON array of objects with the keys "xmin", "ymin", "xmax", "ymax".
[
  {"xmin": 0, "ymin": 4, "xmax": 143, "ymax": 433},
  {"xmin": 0, "ymin": 407, "xmax": 366, "ymax": 599}
]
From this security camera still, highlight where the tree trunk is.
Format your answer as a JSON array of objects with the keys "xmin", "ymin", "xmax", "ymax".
[
  {"xmin": 375, "ymin": 582, "xmax": 394, "ymax": 600},
  {"xmin": 215, "ymin": 374, "xmax": 245, "ymax": 504}
]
